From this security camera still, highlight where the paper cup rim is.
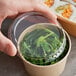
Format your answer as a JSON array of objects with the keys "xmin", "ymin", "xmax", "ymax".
[
  {"xmin": 57, "ymin": 15, "xmax": 76, "ymax": 25},
  {"xmin": 17, "ymin": 23, "xmax": 71, "ymax": 68}
]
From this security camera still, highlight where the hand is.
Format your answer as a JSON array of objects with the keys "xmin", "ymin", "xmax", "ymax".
[{"xmin": 0, "ymin": 0, "xmax": 57, "ymax": 56}]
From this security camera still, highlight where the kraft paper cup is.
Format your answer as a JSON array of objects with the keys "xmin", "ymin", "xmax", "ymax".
[
  {"xmin": 17, "ymin": 23, "xmax": 71, "ymax": 76},
  {"xmin": 58, "ymin": 16, "xmax": 76, "ymax": 37}
]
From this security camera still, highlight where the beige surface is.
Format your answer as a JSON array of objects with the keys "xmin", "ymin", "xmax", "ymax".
[{"xmin": 0, "ymin": 19, "xmax": 76, "ymax": 76}]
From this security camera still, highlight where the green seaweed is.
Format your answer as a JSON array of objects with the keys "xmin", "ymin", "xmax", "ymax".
[{"xmin": 20, "ymin": 28, "xmax": 66, "ymax": 65}]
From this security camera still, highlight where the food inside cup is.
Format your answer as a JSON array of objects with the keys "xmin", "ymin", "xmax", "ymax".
[
  {"xmin": 44, "ymin": 0, "xmax": 54, "ymax": 7},
  {"xmin": 55, "ymin": 4, "xmax": 73, "ymax": 19},
  {"xmin": 73, "ymin": 0, "xmax": 76, "ymax": 2},
  {"xmin": 19, "ymin": 23, "xmax": 67, "ymax": 65}
]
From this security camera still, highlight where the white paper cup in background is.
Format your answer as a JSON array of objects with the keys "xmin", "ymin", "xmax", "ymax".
[{"xmin": 58, "ymin": 16, "xmax": 76, "ymax": 37}]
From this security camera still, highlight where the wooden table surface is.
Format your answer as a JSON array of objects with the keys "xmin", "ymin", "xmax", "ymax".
[{"xmin": 0, "ymin": 19, "xmax": 76, "ymax": 76}]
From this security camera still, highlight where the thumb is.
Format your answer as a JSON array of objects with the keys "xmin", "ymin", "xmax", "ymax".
[{"xmin": 0, "ymin": 31, "xmax": 17, "ymax": 56}]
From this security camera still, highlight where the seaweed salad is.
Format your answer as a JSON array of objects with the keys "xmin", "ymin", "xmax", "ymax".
[{"xmin": 20, "ymin": 27, "xmax": 66, "ymax": 65}]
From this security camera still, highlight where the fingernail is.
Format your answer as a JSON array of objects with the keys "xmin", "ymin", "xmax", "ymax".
[{"xmin": 5, "ymin": 44, "xmax": 17, "ymax": 56}]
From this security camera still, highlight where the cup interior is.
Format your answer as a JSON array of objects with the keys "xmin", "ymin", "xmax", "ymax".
[{"xmin": 17, "ymin": 23, "xmax": 68, "ymax": 65}]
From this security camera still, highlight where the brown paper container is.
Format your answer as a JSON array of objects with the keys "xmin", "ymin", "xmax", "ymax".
[
  {"xmin": 58, "ymin": 16, "xmax": 76, "ymax": 37},
  {"xmin": 17, "ymin": 23, "xmax": 71, "ymax": 76}
]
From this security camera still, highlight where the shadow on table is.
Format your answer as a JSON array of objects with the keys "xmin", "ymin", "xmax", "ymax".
[{"xmin": 0, "ymin": 53, "xmax": 29, "ymax": 76}]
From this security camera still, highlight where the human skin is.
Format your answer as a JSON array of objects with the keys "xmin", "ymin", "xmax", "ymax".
[{"xmin": 0, "ymin": 0, "xmax": 57, "ymax": 56}]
